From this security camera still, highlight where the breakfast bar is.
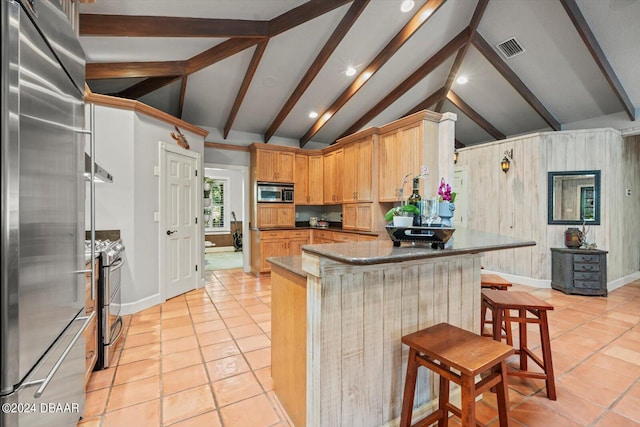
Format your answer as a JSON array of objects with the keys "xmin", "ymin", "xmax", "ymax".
[{"xmin": 269, "ymin": 229, "xmax": 535, "ymax": 427}]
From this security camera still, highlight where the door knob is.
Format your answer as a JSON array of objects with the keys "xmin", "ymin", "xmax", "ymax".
[{"xmin": 166, "ymin": 230, "xmax": 177, "ymax": 235}]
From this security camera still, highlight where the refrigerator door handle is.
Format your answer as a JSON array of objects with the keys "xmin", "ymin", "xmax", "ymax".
[{"xmin": 21, "ymin": 312, "xmax": 95, "ymax": 398}]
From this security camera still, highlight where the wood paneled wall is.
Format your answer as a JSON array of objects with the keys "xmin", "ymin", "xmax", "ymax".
[{"xmin": 456, "ymin": 129, "xmax": 640, "ymax": 284}]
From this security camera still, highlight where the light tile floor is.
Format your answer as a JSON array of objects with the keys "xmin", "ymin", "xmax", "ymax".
[{"xmin": 79, "ymin": 270, "xmax": 640, "ymax": 426}]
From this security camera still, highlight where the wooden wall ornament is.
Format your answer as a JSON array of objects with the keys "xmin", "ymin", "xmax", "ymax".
[{"xmin": 171, "ymin": 126, "xmax": 190, "ymax": 150}]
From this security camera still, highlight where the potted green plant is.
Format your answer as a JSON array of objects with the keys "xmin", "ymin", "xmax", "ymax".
[{"xmin": 385, "ymin": 204, "xmax": 420, "ymax": 227}]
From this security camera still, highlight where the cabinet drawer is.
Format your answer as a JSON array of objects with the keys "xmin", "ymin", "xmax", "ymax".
[
  {"xmin": 573, "ymin": 254, "xmax": 600, "ymax": 263},
  {"xmin": 573, "ymin": 262, "xmax": 600, "ymax": 272},
  {"xmin": 261, "ymin": 230, "xmax": 288, "ymax": 239},
  {"xmin": 313, "ymin": 230, "xmax": 333, "ymax": 239},
  {"xmin": 574, "ymin": 280, "xmax": 602, "ymax": 289},
  {"xmin": 574, "ymin": 271, "xmax": 600, "ymax": 281},
  {"xmin": 288, "ymin": 230, "xmax": 309, "ymax": 239},
  {"xmin": 333, "ymin": 232, "xmax": 359, "ymax": 242}
]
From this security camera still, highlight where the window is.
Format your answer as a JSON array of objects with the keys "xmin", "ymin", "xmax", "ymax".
[{"xmin": 204, "ymin": 177, "xmax": 230, "ymax": 233}]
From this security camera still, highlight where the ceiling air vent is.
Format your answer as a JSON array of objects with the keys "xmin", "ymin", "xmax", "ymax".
[{"xmin": 496, "ymin": 37, "xmax": 525, "ymax": 59}]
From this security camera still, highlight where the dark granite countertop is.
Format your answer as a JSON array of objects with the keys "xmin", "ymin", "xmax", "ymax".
[
  {"xmin": 301, "ymin": 228, "xmax": 536, "ymax": 265},
  {"xmin": 267, "ymin": 255, "xmax": 306, "ymax": 278}
]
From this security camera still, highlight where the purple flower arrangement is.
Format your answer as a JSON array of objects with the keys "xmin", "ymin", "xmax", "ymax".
[{"xmin": 438, "ymin": 178, "xmax": 457, "ymax": 203}]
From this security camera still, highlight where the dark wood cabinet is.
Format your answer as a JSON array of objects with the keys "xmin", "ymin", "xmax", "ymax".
[{"xmin": 551, "ymin": 248, "xmax": 608, "ymax": 296}]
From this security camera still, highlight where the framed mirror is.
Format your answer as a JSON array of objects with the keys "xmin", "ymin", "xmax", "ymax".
[{"xmin": 548, "ymin": 170, "xmax": 600, "ymax": 225}]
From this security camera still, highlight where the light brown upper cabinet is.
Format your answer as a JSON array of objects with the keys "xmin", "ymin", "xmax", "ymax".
[
  {"xmin": 294, "ymin": 154, "xmax": 308, "ymax": 205},
  {"xmin": 256, "ymin": 204, "xmax": 295, "ymax": 228},
  {"xmin": 342, "ymin": 138, "xmax": 375, "ymax": 203},
  {"xmin": 295, "ymin": 153, "xmax": 323, "ymax": 205},
  {"xmin": 342, "ymin": 203, "xmax": 374, "ymax": 231},
  {"xmin": 378, "ymin": 111, "xmax": 457, "ymax": 203},
  {"xmin": 256, "ymin": 148, "xmax": 295, "ymax": 183},
  {"xmin": 323, "ymin": 148, "xmax": 343, "ymax": 204}
]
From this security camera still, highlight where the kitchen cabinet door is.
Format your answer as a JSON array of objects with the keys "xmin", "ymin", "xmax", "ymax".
[
  {"xmin": 260, "ymin": 240, "xmax": 289, "ymax": 271},
  {"xmin": 256, "ymin": 149, "xmax": 295, "ymax": 183},
  {"xmin": 288, "ymin": 237, "xmax": 310, "ymax": 256},
  {"xmin": 343, "ymin": 138, "xmax": 373, "ymax": 203},
  {"xmin": 342, "ymin": 203, "xmax": 373, "ymax": 231},
  {"xmin": 378, "ymin": 122, "xmax": 423, "ymax": 201},
  {"xmin": 256, "ymin": 205, "xmax": 295, "ymax": 228},
  {"xmin": 295, "ymin": 154, "xmax": 309, "ymax": 205},
  {"xmin": 323, "ymin": 151, "xmax": 335, "ymax": 204},
  {"xmin": 308, "ymin": 155, "xmax": 324, "ymax": 204},
  {"xmin": 277, "ymin": 152, "xmax": 295, "ymax": 183}
]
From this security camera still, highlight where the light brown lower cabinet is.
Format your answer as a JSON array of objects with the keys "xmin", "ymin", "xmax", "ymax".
[{"xmin": 251, "ymin": 230, "xmax": 310, "ymax": 274}]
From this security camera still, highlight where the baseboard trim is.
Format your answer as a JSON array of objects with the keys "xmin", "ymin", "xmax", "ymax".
[
  {"xmin": 608, "ymin": 271, "xmax": 640, "ymax": 292},
  {"xmin": 121, "ymin": 293, "xmax": 162, "ymax": 316},
  {"xmin": 482, "ymin": 270, "xmax": 551, "ymax": 288},
  {"xmin": 482, "ymin": 269, "xmax": 640, "ymax": 292}
]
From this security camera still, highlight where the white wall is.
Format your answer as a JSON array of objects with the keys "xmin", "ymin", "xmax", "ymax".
[{"xmin": 90, "ymin": 105, "xmax": 205, "ymax": 313}]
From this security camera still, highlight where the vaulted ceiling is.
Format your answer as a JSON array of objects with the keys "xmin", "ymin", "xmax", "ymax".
[{"xmin": 79, "ymin": 0, "xmax": 639, "ymax": 148}]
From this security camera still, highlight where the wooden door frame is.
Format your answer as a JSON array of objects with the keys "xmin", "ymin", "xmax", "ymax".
[
  {"xmin": 204, "ymin": 162, "xmax": 250, "ymax": 273},
  {"xmin": 159, "ymin": 142, "xmax": 202, "ymax": 301}
]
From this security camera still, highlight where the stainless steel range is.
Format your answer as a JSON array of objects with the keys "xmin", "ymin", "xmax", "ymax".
[{"xmin": 86, "ymin": 239, "xmax": 125, "ymax": 369}]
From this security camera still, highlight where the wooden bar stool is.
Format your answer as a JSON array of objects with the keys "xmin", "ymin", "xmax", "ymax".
[
  {"xmin": 481, "ymin": 290, "xmax": 556, "ymax": 400},
  {"xmin": 480, "ymin": 274, "xmax": 513, "ymax": 345},
  {"xmin": 400, "ymin": 323, "xmax": 514, "ymax": 427},
  {"xmin": 481, "ymin": 273, "xmax": 513, "ymax": 291}
]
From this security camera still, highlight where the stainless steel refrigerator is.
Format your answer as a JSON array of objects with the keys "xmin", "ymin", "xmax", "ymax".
[{"xmin": 1, "ymin": 1, "xmax": 91, "ymax": 426}]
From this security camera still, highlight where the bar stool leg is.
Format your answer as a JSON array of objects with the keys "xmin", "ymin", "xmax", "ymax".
[
  {"xmin": 437, "ymin": 364, "xmax": 450, "ymax": 427},
  {"xmin": 460, "ymin": 373, "xmax": 476, "ymax": 427},
  {"xmin": 519, "ymin": 308, "xmax": 528, "ymax": 371},
  {"xmin": 539, "ymin": 310, "xmax": 557, "ymax": 400},
  {"xmin": 400, "ymin": 348, "xmax": 419, "ymax": 426},
  {"xmin": 504, "ymin": 308, "xmax": 513, "ymax": 346},
  {"xmin": 495, "ymin": 360, "xmax": 511, "ymax": 427}
]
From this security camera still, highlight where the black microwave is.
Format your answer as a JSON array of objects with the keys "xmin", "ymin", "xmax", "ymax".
[{"xmin": 257, "ymin": 183, "xmax": 294, "ymax": 203}]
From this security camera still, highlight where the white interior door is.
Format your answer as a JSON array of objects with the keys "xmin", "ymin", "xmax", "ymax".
[
  {"xmin": 163, "ymin": 146, "xmax": 199, "ymax": 300},
  {"xmin": 454, "ymin": 168, "xmax": 468, "ymax": 228}
]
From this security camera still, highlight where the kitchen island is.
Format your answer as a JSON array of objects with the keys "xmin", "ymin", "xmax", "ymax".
[{"xmin": 269, "ymin": 229, "xmax": 535, "ymax": 427}]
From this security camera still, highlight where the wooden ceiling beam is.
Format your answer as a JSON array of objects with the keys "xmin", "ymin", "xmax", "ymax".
[
  {"xmin": 186, "ymin": 38, "xmax": 262, "ymax": 75},
  {"xmin": 177, "ymin": 76, "xmax": 188, "ymax": 119},
  {"xmin": 117, "ymin": 75, "xmax": 182, "ymax": 99},
  {"xmin": 224, "ymin": 41, "xmax": 269, "ymax": 139},
  {"xmin": 269, "ymin": 0, "xmax": 352, "ymax": 37},
  {"xmin": 471, "ymin": 33, "xmax": 561, "ymax": 131},
  {"xmin": 340, "ymin": 27, "xmax": 469, "ymax": 139},
  {"xmin": 79, "ymin": 14, "xmax": 269, "ymax": 38},
  {"xmin": 447, "ymin": 90, "xmax": 505, "ymax": 140},
  {"xmin": 86, "ymin": 61, "xmax": 186, "ymax": 79},
  {"xmin": 435, "ymin": 0, "xmax": 488, "ymax": 112},
  {"xmin": 404, "ymin": 86, "xmax": 448, "ymax": 116},
  {"xmin": 299, "ymin": 0, "xmax": 448, "ymax": 147},
  {"xmin": 264, "ymin": 0, "xmax": 370, "ymax": 143},
  {"xmin": 559, "ymin": 0, "xmax": 636, "ymax": 121}
]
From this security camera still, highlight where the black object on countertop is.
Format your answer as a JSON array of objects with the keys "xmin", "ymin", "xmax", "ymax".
[{"xmin": 385, "ymin": 224, "xmax": 455, "ymax": 248}]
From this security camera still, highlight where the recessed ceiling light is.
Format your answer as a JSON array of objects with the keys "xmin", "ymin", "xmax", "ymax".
[
  {"xmin": 456, "ymin": 76, "xmax": 468, "ymax": 84},
  {"xmin": 309, "ymin": 111, "xmax": 318, "ymax": 119},
  {"xmin": 400, "ymin": 0, "xmax": 415, "ymax": 13},
  {"xmin": 345, "ymin": 66, "xmax": 356, "ymax": 76}
]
